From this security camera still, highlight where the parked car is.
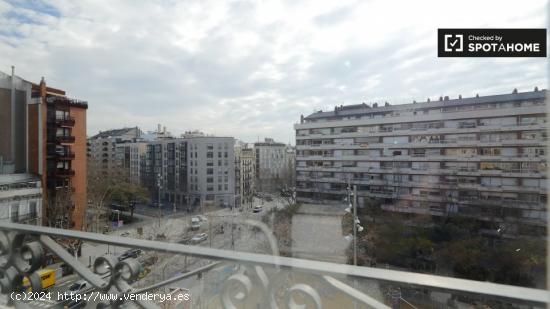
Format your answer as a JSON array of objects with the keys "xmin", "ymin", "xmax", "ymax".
[
  {"xmin": 178, "ymin": 235, "xmax": 192, "ymax": 244},
  {"xmin": 120, "ymin": 231, "xmax": 130, "ymax": 237},
  {"xmin": 118, "ymin": 249, "xmax": 142, "ymax": 261},
  {"xmin": 191, "ymin": 217, "xmax": 201, "ymax": 230},
  {"xmin": 68, "ymin": 280, "xmax": 88, "ymax": 293},
  {"xmin": 253, "ymin": 206, "xmax": 263, "ymax": 213},
  {"xmin": 190, "ymin": 233, "xmax": 208, "ymax": 244}
]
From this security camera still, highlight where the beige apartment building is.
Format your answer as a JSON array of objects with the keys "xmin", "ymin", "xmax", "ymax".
[
  {"xmin": 295, "ymin": 88, "xmax": 547, "ymax": 231},
  {"xmin": 235, "ymin": 143, "xmax": 255, "ymax": 209}
]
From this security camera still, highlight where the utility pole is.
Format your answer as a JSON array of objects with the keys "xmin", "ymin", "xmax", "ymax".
[
  {"xmin": 157, "ymin": 173, "xmax": 162, "ymax": 227},
  {"xmin": 209, "ymin": 218, "xmax": 212, "ymax": 248},
  {"xmin": 353, "ymin": 185, "xmax": 358, "ymax": 266}
]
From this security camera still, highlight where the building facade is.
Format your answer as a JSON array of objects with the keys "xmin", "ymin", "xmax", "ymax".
[
  {"xmin": 187, "ymin": 137, "xmax": 236, "ymax": 209},
  {"xmin": 254, "ymin": 138, "xmax": 292, "ymax": 192},
  {"xmin": 142, "ymin": 139, "xmax": 188, "ymax": 206},
  {"xmin": 294, "ymin": 89, "xmax": 547, "ymax": 230},
  {"xmin": 87, "ymin": 127, "xmax": 141, "ymax": 176},
  {"xmin": 0, "ymin": 68, "xmax": 88, "ymax": 230},
  {"xmin": 0, "ymin": 174, "xmax": 42, "ymax": 224},
  {"xmin": 235, "ymin": 143, "xmax": 255, "ymax": 208},
  {"xmin": 115, "ymin": 142, "xmax": 147, "ymax": 184}
]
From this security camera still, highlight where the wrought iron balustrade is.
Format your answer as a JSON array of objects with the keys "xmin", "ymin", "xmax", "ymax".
[{"xmin": 0, "ymin": 221, "xmax": 547, "ymax": 309}]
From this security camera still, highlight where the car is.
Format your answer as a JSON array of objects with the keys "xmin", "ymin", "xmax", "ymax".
[
  {"xmin": 68, "ymin": 280, "xmax": 88, "ymax": 293},
  {"xmin": 265, "ymin": 196, "xmax": 273, "ymax": 202},
  {"xmin": 118, "ymin": 249, "xmax": 142, "ymax": 261},
  {"xmin": 191, "ymin": 217, "xmax": 201, "ymax": 230},
  {"xmin": 66, "ymin": 299, "xmax": 87, "ymax": 309},
  {"xmin": 178, "ymin": 236, "xmax": 192, "ymax": 244},
  {"xmin": 190, "ymin": 233, "xmax": 208, "ymax": 244},
  {"xmin": 120, "ymin": 231, "xmax": 130, "ymax": 237},
  {"xmin": 253, "ymin": 206, "xmax": 263, "ymax": 213}
]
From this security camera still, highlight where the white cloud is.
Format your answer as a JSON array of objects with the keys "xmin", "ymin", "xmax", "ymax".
[{"xmin": 0, "ymin": 0, "xmax": 547, "ymax": 143}]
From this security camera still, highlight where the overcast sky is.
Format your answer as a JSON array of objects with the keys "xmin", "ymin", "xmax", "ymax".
[{"xmin": 1, "ymin": 0, "xmax": 547, "ymax": 144}]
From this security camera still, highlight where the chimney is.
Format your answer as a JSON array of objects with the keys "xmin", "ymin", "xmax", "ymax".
[{"xmin": 512, "ymin": 88, "xmax": 518, "ymax": 94}]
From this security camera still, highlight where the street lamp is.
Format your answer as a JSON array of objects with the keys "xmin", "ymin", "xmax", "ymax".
[
  {"xmin": 114, "ymin": 210, "xmax": 120, "ymax": 228},
  {"xmin": 157, "ymin": 173, "xmax": 162, "ymax": 227}
]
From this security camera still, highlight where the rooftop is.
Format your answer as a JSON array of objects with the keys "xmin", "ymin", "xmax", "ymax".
[{"xmin": 304, "ymin": 88, "xmax": 547, "ymax": 120}]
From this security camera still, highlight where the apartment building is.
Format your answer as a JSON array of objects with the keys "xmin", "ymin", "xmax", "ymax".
[
  {"xmin": 87, "ymin": 127, "xmax": 141, "ymax": 176},
  {"xmin": 115, "ymin": 142, "xmax": 147, "ymax": 184},
  {"xmin": 142, "ymin": 138, "xmax": 188, "ymax": 206},
  {"xmin": 140, "ymin": 135, "xmax": 236, "ymax": 209},
  {"xmin": 235, "ymin": 143, "xmax": 255, "ymax": 208},
  {"xmin": 0, "ymin": 174, "xmax": 42, "ymax": 224},
  {"xmin": 188, "ymin": 137, "xmax": 236, "ymax": 208},
  {"xmin": 254, "ymin": 138, "xmax": 293, "ymax": 192},
  {"xmin": 0, "ymin": 68, "xmax": 88, "ymax": 229},
  {"xmin": 295, "ymin": 88, "xmax": 547, "ymax": 230}
]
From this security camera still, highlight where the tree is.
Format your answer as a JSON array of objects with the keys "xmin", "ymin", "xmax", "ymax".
[
  {"xmin": 86, "ymin": 166, "xmax": 150, "ymax": 232},
  {"xmin": 362, "ymin": 197, "xmax": 383, "ymax": 223},
  {"xmin": 44, "ymin": 188, "xmax": 73, "ymax": 228}
]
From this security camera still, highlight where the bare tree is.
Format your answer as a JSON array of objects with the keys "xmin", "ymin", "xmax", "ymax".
[
  {"xmin": 44, "ymin": 188, "xmax": 73, "ymax": 229},
  {"xmin": 86, "ymin": 166, "xmax": 150, "ymax": 232}
]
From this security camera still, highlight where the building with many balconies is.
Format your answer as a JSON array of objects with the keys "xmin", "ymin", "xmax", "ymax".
[
  {"xmin": 0, "ymin": 68, "xmax": 88, "ymax": 230},
  {"xmin": 294, "ymin": 88, "xmax": 547, "ymax": 231},
  {"xmin": 140, "ymin": 135, "xmax": 236, "ymax": 210},
  {"xmin": 235, "ymin": 142, "xmax": 255, "ymax": 209}
]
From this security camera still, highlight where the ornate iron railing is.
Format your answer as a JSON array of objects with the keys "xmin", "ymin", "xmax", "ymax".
[{"xmin": 0, "ymin": 221, "xmax": 547, "ymax": 309}]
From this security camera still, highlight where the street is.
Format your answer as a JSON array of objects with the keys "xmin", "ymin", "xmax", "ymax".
[{"xmin": 26, "ymin": 195, "xmax": 283, "ymax": 308}]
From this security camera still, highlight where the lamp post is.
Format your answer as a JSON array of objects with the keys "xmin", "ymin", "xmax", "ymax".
[
  {"xmin": 115, "ymin": 210, "xmax": 120, "ymax": 228},
  {"xmin": 157, "ymin": 173, "xmax": 162, "ymax": 227}
]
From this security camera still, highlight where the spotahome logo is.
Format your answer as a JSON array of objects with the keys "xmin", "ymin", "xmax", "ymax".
[{"xmin": 438, "ymin": 29, "xmax": 546, "ymax": 57}]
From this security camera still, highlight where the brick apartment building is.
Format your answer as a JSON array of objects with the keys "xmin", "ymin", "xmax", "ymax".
[{"xmin": 0, "ymin": 68, "xmax": 88, "ymax": 230}]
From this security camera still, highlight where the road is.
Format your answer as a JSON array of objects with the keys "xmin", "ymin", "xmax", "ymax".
[{"xmin": 26, "ymin": 195, "xmax": 283, "ymax": 308}]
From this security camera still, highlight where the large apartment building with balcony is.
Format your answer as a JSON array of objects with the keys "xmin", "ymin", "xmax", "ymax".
[
  {"xmin": 295, "ymin": 88, "xmax": 547, "ymax": 231},
  {"xmin": 87, "ymin": 127, "xmax": 142, "ymax": 176},
  {"xmin": 0, "ymin": 69, "xmax": 88, "ymax": 230},
  {"xmin": 140, "ymin": 135, "xmax": 236, "ymax": 209}
]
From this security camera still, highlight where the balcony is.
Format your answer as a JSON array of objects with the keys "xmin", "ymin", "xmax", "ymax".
[
  {"xmin": 56, "ymin": 135, "xmax": 75, "ymax": 144},
  {"xmin": 0, "ymin": 222, "xmax": 545, "ymax": 309},
  {"xmin": 53, "ymin": 151, "xmax": 76, "ymax": 160},
  {"xmin": 51, "ymin": 168, "xmax": 75, "ymax": 177},
  {"xmin": 55, "ymin": 116, "xmax": 75, "ymax": 127}
]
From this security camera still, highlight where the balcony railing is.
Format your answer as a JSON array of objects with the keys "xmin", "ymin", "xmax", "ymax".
[
  {"xmin": 56, "ymin": 135, "xmax": 75, "ymax": 144},
  {"xmin": 54, "ymin": 151, "xmax": 76, "ymax": 160},
  {"xmin": 51, "ymin": 168, "xmax": 75, "ymax": 177},
  {"xmin": 55, "ymin": 116, "xmax": 75, "ymax": 127},
  {"xmin": 0, "ymin": 222, "xmax": 546, "ymax": 308}
]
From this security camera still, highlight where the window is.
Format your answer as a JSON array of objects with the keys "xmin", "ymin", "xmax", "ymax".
[{"xmin": 11, "ymin": 203, "xmax": 19, "ymax": 222}]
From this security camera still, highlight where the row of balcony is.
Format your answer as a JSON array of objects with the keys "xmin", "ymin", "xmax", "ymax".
[
  {"xmin": 296, "ymin": 166, "xmax": 545, "ymax": 177},
  {"xmin": 295, "ymin": 177, "xmax": 545, "ymax": 193},
  {"xmin": 296, "ymin": 122, "xmax": 546, "ymax": 139}
]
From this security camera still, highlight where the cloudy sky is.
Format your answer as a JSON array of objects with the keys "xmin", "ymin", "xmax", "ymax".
[{"xmin": 0, "ymin": 0, "xmax": 547, "ymax": 144}]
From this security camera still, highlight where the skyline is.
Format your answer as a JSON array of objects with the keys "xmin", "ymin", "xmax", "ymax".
[{"xmin": 1, "ymin": 0, "xmax": 547, "ymax": 143}]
